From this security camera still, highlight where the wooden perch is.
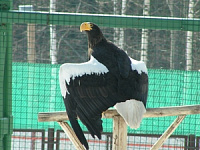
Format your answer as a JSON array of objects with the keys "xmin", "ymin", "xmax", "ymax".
[
  {"xmin": 38, "ymin": 105, "xmax": 200, "ymax": 122},
  {"xmin": 38, "ymin": 105, "xmax": 200, "ymax": 150}
]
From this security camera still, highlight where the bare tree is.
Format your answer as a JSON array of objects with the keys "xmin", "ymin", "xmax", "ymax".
[
  {"xmin": 50, "ymin": 0, "xmax": 57, "ymax": 64},
  {"xmin": 166, "ymin": 0, "xmax": 181, "ymax": 69},
  {"xmin": 50, "ymin": 0, "xmax": 57, "ymax": 124},
  {"xmin": 140, "ymin": 0, "xmax": 150, "ymax": 64},
  {"xmin": 185, "ymin": 0, "xmax": 194, "ymax": 70},
  {"xmin": 113, "ymin": 0, "xmax": 126, "ymax": 50}
]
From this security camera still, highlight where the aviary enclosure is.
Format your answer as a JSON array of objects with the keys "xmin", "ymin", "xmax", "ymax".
[{"xmin": 0, "ymin": 0, "xmax": 200, "ymax": 149}]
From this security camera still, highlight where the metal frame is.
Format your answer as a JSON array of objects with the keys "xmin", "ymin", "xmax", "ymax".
[
  {"xmin": 11, "ymin": 128, "xmax": 199, "ymax": 150},
  {"xmin": 0, "ymin": 11, "xmax": 200, "ymax": 31},
  {"xmin": 196, "ymin": 136, "xmax": 200, "ymax": 150},
  {"xmin": 13, "ymin": 129, "xmax": 45, "ymax": 150},
  {"xmin": 55, "ymin": 130, "xmax": 195, "ymax": 150},
  {"xmin": 56, "ymin": 130, "xmax": 113, "ymax": 150}
]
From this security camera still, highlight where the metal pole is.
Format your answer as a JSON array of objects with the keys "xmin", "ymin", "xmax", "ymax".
[
  {"xmin": 47, "ymin": 128, "xmax": 55, "ymax": 150},
  {"xmin": 188, "ymin": 135, "xmax": 195, "ymax": 150},
  {"xmin": 0, "ymin": 0, "xmax": 13, "ymax": 150}
]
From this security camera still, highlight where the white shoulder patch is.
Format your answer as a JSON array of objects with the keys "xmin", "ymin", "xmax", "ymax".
[
  {"xmin": 130, "ymin": 57, "xmax": 148, "ymax": 74},
  {"xmin": 59, "ymin": 56, "xmax": 109, "ymax": 97}
]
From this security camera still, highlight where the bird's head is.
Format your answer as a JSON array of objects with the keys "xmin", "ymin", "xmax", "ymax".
[
  {"xmin": 80, "ymin": 22, "xmax": 105, "ymax": 48},
  {"xmin": 80, "ymin": 22, "xmax": 101, "ymax": 33}
]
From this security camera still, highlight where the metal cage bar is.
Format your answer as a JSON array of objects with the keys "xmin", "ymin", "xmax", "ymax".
[{"xmin": 0, "ymin": 11, "xmax": 200, "ymax": 31}]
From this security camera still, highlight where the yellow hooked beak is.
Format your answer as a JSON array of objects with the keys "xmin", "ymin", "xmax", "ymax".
[{"xmin": 80, "ymin": 22, "xmax": 93, "ymax": 32}]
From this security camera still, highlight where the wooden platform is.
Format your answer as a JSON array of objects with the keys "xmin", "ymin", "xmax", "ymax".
[{"xmin": 38, "ymin": 105, "xmax": 200, "ymax": 150}]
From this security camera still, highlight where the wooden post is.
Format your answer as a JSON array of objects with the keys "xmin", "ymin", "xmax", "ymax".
[
  {"xmin": 112, "ymin": 116, "xmax": 127, "ymax": 150},
  {"xmin": 57, "ymin": 122, "xmax": 85, "ymax": 150},
  {"xmin": 27, "ymin": 23, "xmax": 36, "ymax": 63},
  {"xmin": 19, "ymin": 5, "xmax": 36, "ymax": 63},
  {"xmin": 151, "ymin": 115, "xmax": 186, "ymax": 150}
]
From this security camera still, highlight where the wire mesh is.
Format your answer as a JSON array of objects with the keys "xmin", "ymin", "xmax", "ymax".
[{"xmin": 0, "ymin": 0, "xmax": 200, "ymax": 149}]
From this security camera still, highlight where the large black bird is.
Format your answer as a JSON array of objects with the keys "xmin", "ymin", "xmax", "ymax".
[{"xmin": 59, "ymin": 22, "xmax": 148, "ymax": 149}]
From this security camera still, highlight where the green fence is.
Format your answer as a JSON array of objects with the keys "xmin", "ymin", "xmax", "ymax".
[
  {"xmin": 1, "ymin": 0, "xmax": 200, "ymax": 149},
  {"xmin": 12, "ymin": 62, "xmax": 200, "ymax": 136}
]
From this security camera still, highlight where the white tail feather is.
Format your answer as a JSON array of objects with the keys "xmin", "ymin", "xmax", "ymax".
[{"xmin": 114, "ymin": 100, "xmax": 146, "ymax": 129}]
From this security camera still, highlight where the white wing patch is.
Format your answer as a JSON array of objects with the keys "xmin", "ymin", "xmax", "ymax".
[
  {"xmin": 130, "ymin": 57, "xmax": 148, "ymax": 74},
  {"xmin": 59, "ymin": 56, "xmax": 109, "ymax": 98}
]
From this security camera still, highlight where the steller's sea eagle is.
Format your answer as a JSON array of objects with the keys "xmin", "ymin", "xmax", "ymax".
[{"xmin": 59, "ymin": 22, "xmax": 148, "ymax": 150}]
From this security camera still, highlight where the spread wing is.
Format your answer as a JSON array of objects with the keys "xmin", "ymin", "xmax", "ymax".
[
  {"xmin": 59, "ymin": 56, "xmax": 127, "ymax": 149},
  {"xmin": 59, "ymin": 56, "xmax": 148, "ymax": 149}
]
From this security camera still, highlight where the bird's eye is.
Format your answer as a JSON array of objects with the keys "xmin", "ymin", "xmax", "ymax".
[{"xmin": 90, "ymin": 24, "xmax": 93, "ymax": 28}]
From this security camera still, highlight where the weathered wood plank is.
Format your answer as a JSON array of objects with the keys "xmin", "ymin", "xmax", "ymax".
[
  {"xmin": 144, "ymin": 105, "xmax": 200, "ymax": 118},
  {"xmin": 27, "ymin": 24, "xmax": 36, "ymax": 63},
  {"xmin": 150, "ymin": 115, "xmax": 186, "ymax": 150},
  {"xmin": 38, "ymin": 105, "xmax": 200, "ymax": 122},
  {"xmin": 39, "ymin": 111, "xmax": 68, "ymax": 122},
  {"xmin": 112, "ymin": 116, "xmax": 127, "ymax": 150},
  {"xmin": 57, "ymin": 122, "xmax": 85, "ymax": 150}
]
